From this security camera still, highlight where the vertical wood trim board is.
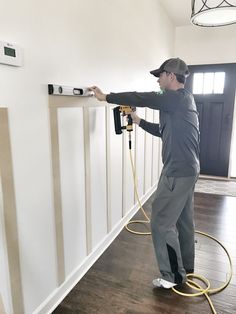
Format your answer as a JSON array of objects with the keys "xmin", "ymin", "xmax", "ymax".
[
  {"xmin": 151, "ymin": 110, "xmax": 155, "ymax": 187},
  {"xmin": 83, "ymin": 107, "xmax": 92, "ymax": 254},
  {"xmin": 122, "ymin": 121, "xmax": 126, "ymax": 217},
  {"xmin": 49, "ymin": 106, "xmax": 66, "ymax": 284},
  {"xmin": 143, "ymin": 108, "xmax": 147, "ymax": 194},
  {"xmin": 134, "ymin": 124, "xmax": 138, "ymax": 204},
  {"xmin": 0, "ymin": 294, "xmax": 6, "ymax": 314},
  {"xmin": 106, "ymin": 106, "xmax": 111, "ymax": 233},
  {"xmin": 0, "ymin": 108, "xmax": 24, "ymax": 313}
]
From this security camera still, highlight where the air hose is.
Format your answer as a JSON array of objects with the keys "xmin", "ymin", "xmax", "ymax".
[
  {"xmin": 125, "ymin": 149, "xmax": 151, "ymax": 235},
  {"xmin": 125, "ymin": 147, "xmax": 233, "ymax": 314}
]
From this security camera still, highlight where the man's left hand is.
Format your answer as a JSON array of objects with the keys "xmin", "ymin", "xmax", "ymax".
[{"xmin": 89, "ymin": 86, "xmax": 107, "ymax": 101}]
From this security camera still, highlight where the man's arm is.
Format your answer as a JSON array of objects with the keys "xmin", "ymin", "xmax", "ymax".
[
  {"xmin": 107, "ymin": 91, "xmax": 162, "ymax": 110},
  {"xmin": 131, "ymin": 112, "xmax": 162, "ymax": 138},
  {"xmin": 89, "ymin": 86, "xmax": 181, "ymax": 111},
  {"xmin": 139, "ymin": 119, "xmax": 162, "ymax": 137}
]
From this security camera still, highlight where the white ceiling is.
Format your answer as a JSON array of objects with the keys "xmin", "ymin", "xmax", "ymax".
[{"xmin": 159, "ymin": 0, "xmax": 192, "ymax": 27}]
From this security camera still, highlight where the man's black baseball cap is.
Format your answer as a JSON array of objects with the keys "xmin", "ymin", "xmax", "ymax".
[{"xmin": 150, "ymin": 58, "xmax": 190, "ymax": 77}]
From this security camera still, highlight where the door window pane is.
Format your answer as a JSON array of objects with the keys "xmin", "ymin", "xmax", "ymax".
[
  {"xmin": 214, "ymin": 72, "xmax": 225, "ymax": 94},
  {"xmin": 203, "ymin": 72, "xmax": 214, "ymax": 94},
  {"xmin": 193, "ymin": 73, "xmax": 203, "ymax": 94},
  {"xmin": 193, "ymin": 71, "xmax": 225, "ymax": 95}
]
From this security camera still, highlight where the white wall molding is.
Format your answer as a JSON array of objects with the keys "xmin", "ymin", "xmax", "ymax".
[
  {"xmin": 33, "ymin": 182, "xmax": 157, "ymax": 314},
  {"xmin": 0, "ymin": 1, "xmax": 174, "ymax": 312},
  {"xmin": 0, "ymin": 109, "xmax": 24, "ymax": 314}
]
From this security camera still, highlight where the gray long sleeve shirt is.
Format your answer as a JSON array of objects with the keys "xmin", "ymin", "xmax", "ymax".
[{"xmin": 107, "ymin": 89, "xmax": 200, "ymax": 177}]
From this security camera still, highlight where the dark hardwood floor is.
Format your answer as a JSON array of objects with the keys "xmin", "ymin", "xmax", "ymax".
[{"xmin": 54, "ymin": 193, "xmax": 236, "ymax": 314}]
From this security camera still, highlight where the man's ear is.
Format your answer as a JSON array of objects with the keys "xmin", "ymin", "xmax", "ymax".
[{"xmin": 171, "ymin": 72, "xmax": 176, "ymax": 81}]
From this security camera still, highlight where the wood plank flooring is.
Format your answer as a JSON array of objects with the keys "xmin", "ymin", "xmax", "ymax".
[{"xmin": 53, "ymin": 193, "xmax": 236, "ymax": 314}]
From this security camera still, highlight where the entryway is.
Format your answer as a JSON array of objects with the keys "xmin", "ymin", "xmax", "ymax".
[{"xmin": 185, "ymin": 63, "xmax": 236, "ymax": 178}]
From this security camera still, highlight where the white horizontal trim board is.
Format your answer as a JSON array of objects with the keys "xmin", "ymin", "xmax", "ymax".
[{"xmin": 33, "ymin": 183, "xmax": 157, "ymax": 314}]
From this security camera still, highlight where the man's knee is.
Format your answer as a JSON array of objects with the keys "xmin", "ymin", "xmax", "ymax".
[{"xmin": 151, "ymin": 219, "xmax": 166, "ymax": 235}]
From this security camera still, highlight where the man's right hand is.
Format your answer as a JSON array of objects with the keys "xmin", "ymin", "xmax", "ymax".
[{"xmin": 130, "ymin": 111, "xmax": 141, "ymax": 125}]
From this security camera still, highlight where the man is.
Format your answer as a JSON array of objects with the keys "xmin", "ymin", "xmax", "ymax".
[{"xmin": 90, "ymin": 57, "xmax": 200, "ymax": 289}]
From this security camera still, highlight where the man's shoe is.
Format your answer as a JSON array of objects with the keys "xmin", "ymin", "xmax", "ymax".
[{"xmin": 152, "ymin": 278, "xmax": 177, "ymax": 289}]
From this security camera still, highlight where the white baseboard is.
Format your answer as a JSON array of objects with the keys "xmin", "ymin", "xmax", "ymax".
[{"xmin": 33, "ymin": 184, "xmax": 156, "ymax": 314}]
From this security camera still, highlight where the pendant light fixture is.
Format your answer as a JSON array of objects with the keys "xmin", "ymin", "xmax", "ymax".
[{"xmin": 191, "ymin": 0, "xmax": 236, "ymax": 27}]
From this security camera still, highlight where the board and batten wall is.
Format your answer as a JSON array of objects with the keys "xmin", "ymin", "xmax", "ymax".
[{"xmin": 0, "ymin": 0, "xmax": 174, "ymax": 313}]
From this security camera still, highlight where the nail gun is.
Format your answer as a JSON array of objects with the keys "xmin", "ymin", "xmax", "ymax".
[{"xmin": 113, "ymin": 105, "xmax": 136, "ymax": 149}]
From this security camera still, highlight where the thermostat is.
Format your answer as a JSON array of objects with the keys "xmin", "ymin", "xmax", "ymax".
[{"xmin": 0, "ymin": 41, "xmax": 23, "ymax": 67}]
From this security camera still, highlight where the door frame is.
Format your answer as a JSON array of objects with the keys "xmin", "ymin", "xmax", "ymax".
[
  {"xmin": 187, "ymin": 63, "xmax": 236, "ymax": 179},
  {"xmin": 228, "ymin": 90, "xmax": 236, "ymax": 179}
]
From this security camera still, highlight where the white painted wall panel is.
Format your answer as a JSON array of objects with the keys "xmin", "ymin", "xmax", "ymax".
[
  {"xmin": 124, "ymin": 130, "xmax": 135, "ymax": 214},
  {"xmin": 10, "ymin": 104, "xmax": 57, "ymax": 314},
  {"xmin": 89, "ymin": 107, "xmax": 107, "ymax": 249},
  {"xmin": 58, "ymin": 108, "xmax": 87, "ymax": 277},
  {"xmin": 135, "ymin": 108, "xmax": 146, "ymax": 197},
  {"xmin": 109, "ymin": 108, "xmax": 123, "ymax": 228},
  {"xmin": 0, "ymin": 0, "xmax": 174, "ymax": 312}
]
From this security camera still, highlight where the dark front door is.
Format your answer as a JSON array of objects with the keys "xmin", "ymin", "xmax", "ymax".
[{"xmin": 185, "ymin": 63, "xmax": 236, "ymax": 177}]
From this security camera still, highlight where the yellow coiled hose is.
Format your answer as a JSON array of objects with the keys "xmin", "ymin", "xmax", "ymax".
[{"xmin": 126, "ymin": 149, "xmax": 233, "ymax": 314}]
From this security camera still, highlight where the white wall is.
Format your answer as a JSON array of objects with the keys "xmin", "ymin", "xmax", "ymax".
[
  {"xmin": 0, "ymin": 0, "xmax": 174, "ymax": 313},
  {"xmin": 175, "ymin": 24, "xmax": 236, "ymax": 65}
]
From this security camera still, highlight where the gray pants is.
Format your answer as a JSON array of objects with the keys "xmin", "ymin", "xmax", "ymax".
[{"xmin": 151, "ymin": 173, "xmax": 198, "ymax": 284}]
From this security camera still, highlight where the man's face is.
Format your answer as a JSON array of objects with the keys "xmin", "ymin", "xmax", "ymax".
[{"xmin": 157, "ymin": 71, "xmax": 172, "ymax": 90}]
